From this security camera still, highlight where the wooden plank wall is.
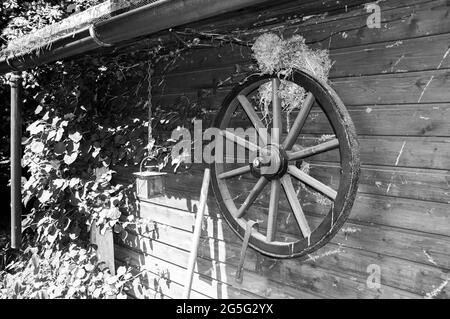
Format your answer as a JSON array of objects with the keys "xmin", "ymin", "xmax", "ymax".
[{"xmin": 114, "ymin": 0, "xmax": 450, "ymax": 299}]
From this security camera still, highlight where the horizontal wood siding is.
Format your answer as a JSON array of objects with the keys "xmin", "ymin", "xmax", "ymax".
[{"xmin": 114, "ymin": 0, "xmax": 450, "ymax": 299}]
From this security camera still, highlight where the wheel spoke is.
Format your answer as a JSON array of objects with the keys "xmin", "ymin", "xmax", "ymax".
[
  {"xmin": 218, "ymin": 165, "xmax": 251, "ymax": 179},
  {"xmin": 237, "ymin": 94, "xmax": 270, "ymax": 146},
  {"xmin": 287, "ymin": 138, "xmax": 339, "ymax": 161},
  {"xmin": 220, "ymin": 130, "xmax": 261, "ymax": 153},
  {"xmin": 282, "ymin": 92, "xmax": 315, "ymax": 150},
  {"xmin": 236, "ymin": 177, "xmax": 269, "ymax": 218},
  {"xmin": 272, "ymin": 78, "xmax": 282, "ymax": 145},
  {"xmin": 267, "ymin": 179, "xmax": 281, "ymax": 242},
  {"xmin": 288, "ymin": 165, "xmax": 337, "ymax": 200},
  {"xmin": 280, "ymin": 175, "xmax": 311, "ymax": 238}
]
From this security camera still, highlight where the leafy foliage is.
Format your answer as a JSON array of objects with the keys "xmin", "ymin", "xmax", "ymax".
[
  {"xmin": 0, "ymin": 0, "xmax": 195, "ymax": 299},
  {"xmin": 1, "ymin": 244, "xmax": 134, "ymax": 299}
]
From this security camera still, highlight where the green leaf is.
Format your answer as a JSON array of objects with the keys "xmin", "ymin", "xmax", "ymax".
[
  {"xmin": 117, "ymin": 292, "xmax": 127, "ymax": 299},
  {"xmin": 34, "ymin": 105, "xmax": 43, "ymax": 114},
  {"xmin": 39, "ymin": 189, "xmax": 52, "ymax": 203},
  {"xmin": 69, "ymin": 178, "xmax": 80, "ymax": 188},
  {"xmin": 124, "ymin": 273, "xmax": 132, "ymax": 280},
  {"xmin": 85, "ymin": 263, "xmax": 95, "ymax": 272},
  {"xmin": 67, "ymin": 141, "xmax": 80, "ymax": 153},
  {"xmin": 54, "ymin": 141, "xmax": 65, "ymax": 154},
  {"xmin": 92, "ymin": 288, "xmax": 101, "ymax": 298},
  {"xmin": 63, "ymin": 152, "xmax": 78, "ymax": 165},
  {"xmin": 106, "ymin": 207, "xmax": 121, "ymax": 220},
  {"xmin": 27, "ymin": 121, "xmax": 45, "ymax": 135},
  {"xmin": 117, "ymin": 266, "xmax": 127, "ymax": 277},
  {"xmin": 92, "ymin": 146, "xmax": 101, "ymax": 158},
  {"xmin": 69, "ymin": 131, "xmax": 83, "ymax": 143},
  {"xmin": 53, "ymin": 178, "xmax": 66, "ymax": 189},
  {"xmin": 105, "ymin": 276, "xmax": 117, "ymax": 285},
  {"xmin": 72, "ymin": 278, "xmax": 81, "ymax": 288},
  {"xmin": 30, "ymin": 141, "xmax": 45, "ymax": 153},
  {"xmin": 76, "ymin": 268, "xmax": 86, "ymax": 279},
  {"xmin": 55, "ymin": 128, "xmax": 64, "ymax": 142},
  {"xmin": 47, "ymin": 130, "xmax": 57, "ymax": 141}
]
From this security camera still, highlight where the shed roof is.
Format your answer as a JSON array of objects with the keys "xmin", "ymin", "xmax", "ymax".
[{"xmin": 0, "ymin": 0, "xmax": 279, "ymax": 74}]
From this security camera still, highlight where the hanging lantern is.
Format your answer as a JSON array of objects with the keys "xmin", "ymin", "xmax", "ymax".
[{"xmin": 134, "ymin": 157, "xmax": 166, "ymax": 199}]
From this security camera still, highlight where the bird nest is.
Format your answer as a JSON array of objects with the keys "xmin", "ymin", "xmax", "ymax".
[{"xmin": 252, "ymin": 33, "xmax": 333, "ymax": 119}]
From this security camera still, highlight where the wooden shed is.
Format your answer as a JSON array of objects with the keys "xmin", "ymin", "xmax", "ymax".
[
  {"xmin": 2, "ymin": 0, "xmax": 450, "ymax": 299},
  {"xmin": 114, "ymin": 0, "xmax": 450, "ymax": 299}
]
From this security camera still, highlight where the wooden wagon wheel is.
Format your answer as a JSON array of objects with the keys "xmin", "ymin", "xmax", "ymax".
[{"xmin": 210, "ymin": 69, "xmax": 360, "ymax": 258}]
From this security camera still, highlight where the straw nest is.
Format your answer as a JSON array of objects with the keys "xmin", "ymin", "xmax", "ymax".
[{"xmin": 252, "ymin": 33, "xmax": 333, "ymax": 119}]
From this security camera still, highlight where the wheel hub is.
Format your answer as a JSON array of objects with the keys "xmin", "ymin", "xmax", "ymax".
[{"xmin": 251, "ymin": 144, "xmax": 288, "ymax": 179}]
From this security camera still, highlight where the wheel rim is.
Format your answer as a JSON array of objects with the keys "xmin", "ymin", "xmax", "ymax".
[{"xmin": 211, "ymin": 69, "xmax": 360, "ymax": 258}]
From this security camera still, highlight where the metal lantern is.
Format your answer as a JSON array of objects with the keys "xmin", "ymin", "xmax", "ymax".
[{"xmin": 134, "ymin": 157, "xmax": 166, "ymax": 199}]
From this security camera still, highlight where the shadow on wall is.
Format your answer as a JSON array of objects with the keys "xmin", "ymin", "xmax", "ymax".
[{"xmin": 114, "ymin": 180, "xmax": 236, "ymax": 299}]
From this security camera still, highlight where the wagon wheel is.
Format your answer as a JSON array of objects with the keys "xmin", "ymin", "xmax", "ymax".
[{"xmin": 211, "ymin": 69, "xmax": 360, "ymax": 258}]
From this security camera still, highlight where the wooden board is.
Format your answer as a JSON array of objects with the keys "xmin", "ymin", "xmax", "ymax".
[
  {"xmin": 90, "ymin": 223, "xmax": 115, "ymax": 274},
  {"xmin": 151, "ymin": 177, "xmax": 450, "ymax": 236},
  {"xmin": 150, "ymin": 69, "xmax": 450, "ymax": 107},
  {"xmin": 116, "ymin": 233, "xmax": 322, "ymax": 299},
  {"xmin": 116, "ymin": 246, "xmax": 264, "ymax": 299},
  {"xmin": 155, "ymin": 32, "xmax": 450, "ymax": 78},
  {"xmin": 136, "ymin": 192, "xmax": 450, "ymax": 270},
  {"xmin": 116, "ymin": 207, "xmax": 449, "ymax": 298},
  {"xmin": 116, "ymin": 228, "xmax": 422, "ymax": 299}
]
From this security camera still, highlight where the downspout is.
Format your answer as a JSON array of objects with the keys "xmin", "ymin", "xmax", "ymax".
[
  {"xmin": 10, "ymin": 71, "xmax": 22, "ymax": 249},
  {"xmin": 0, "ymin": 0, "xmax": 277, "ymax": 74}
]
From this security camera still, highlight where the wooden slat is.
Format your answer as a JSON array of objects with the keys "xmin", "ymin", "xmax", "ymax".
[
  {"xmin": 161, "ymin": 161, "xmax": 450, "ymax": 204},
  {"xmin": 117, "ymin": 232, "xmax": 321, "ymax": 299},
  {"xmin": 135, "ymin": 185, "xmax": 450, "ymax": 236},
  {"xmin": 228, "ymin": 103, "xmax": 450, "ymax": 137},
  {"xmin": 152, "ymin": 68, "xmax": 450, "ymax": 105},
  {"xmin": 218, "ymin": 127, "xmax": 450, "ymax": 170},
  {"xmin": 329, "ymin": 33, "xmax": 450, "ymax": 77},
  {"xmin": 332, "ymin": 69, "xmax": 450, "ymax": 105},
  {"xmin": 301, "ymin": 135, "xmax": 450, "ymax": 170},
  {"xmin": 120, "ymin": 210, "xmax": 449, "ymax": 298},
  {"xmin": 118, "ymin": 228, "xmax": 421, "ymax": 299},
  {"xmin": 217, "ymin": 136, "xmax": 450, "ymax": 171},
  {"xmin": 158, "ymin": 93, "xmax": 450, "ymax": 137},
  {"xmin": 132, "ymin": 199, "xmax": 450, "ymax": 296},
  {"xmin": 150, "ymin": 1, "xmax": 450, "ymax": 79},
  {"xmin": 137, "ymin": 192, "xmax": 450, "ymax": 270},
  {"xmin": 301, "ymin": 104, "xmax": 450, "ymax": 137},
  {"xmin": 115, "ymin": 247, "xmax": 260, "ymax": 299},
  {"xmin": 155, "ymin": 31, "xmax": 450, "ymax": 79},
  {"xmin": 115, "ymin": 257, "xmax": 208, "ymax": 299},
  {"xmin": 115, "ymin": 161, "xmax": 450, "ymax": 217},
  {"xmin": 258, "ymin": 0, "xmax": 450, "ymax": 50},
  {"xmin": 179, "ymin": 0, "xmax": 436, "ymax": 50}
]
